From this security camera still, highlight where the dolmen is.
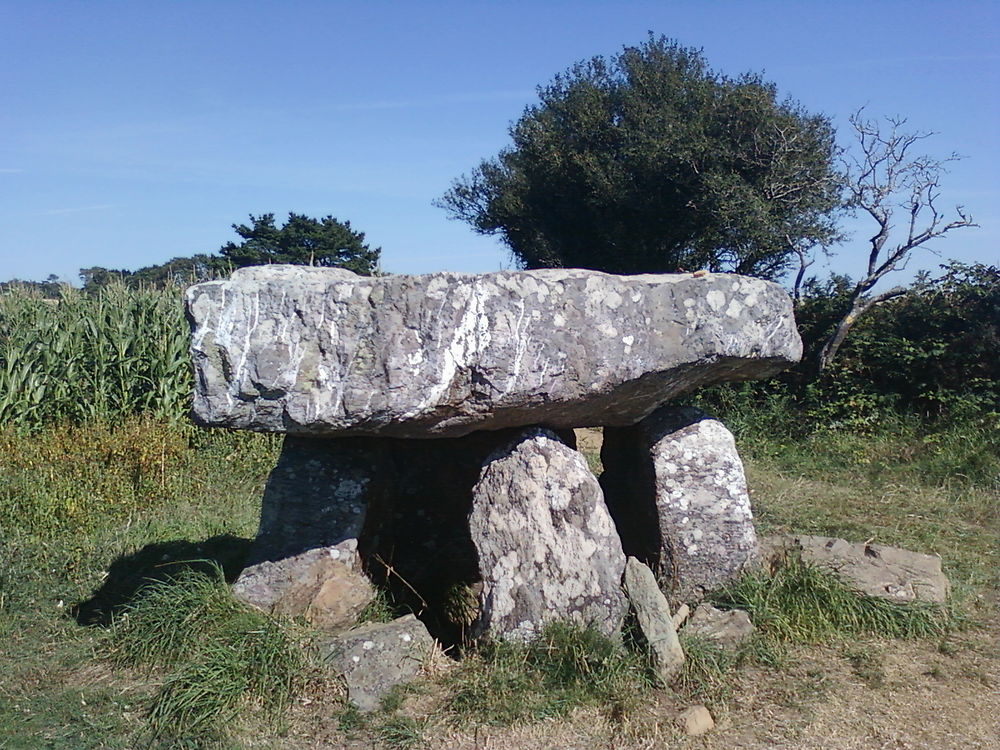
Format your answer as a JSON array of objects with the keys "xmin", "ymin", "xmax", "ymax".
[{"xmin": 186, "ymin": 265, "xmax": 802, "ymax": 648}]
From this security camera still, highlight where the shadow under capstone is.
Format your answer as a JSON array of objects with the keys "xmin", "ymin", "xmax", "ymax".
[
  {"xmin": 71, "ymin": 534, "xmax": 252, "ymax": 626},
  {"xmin": 244, "ymin": 427, "xmax": 576, "ymax": 649}
]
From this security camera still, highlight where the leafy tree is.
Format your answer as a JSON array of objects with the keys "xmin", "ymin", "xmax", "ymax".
[
  {"xmin": 218, "ymin": 212, "xmax": 381, "ymax": 275},
  {"xmin": 0, "ymin": 274, "xmax": 65, "ymax": 298},
  {"xmin": 79, "ymin": 266, "xmax": 132, "ymax": 295},
  {"xmin": 129, "ymin": 254, "xmax": 227, "ymax": 288},
  {"xmin": 78, "ymin": 256, "xmax": 224, "ymax": 293},
  {"xmin": 813, "ymin": 111, "xmax": 976, "ymax": 370},
  {"xmin": 439, "ymin": 35, "xmax": 842, "ymax": 277}
]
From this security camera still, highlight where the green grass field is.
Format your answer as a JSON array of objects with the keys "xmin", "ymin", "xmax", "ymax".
[{"xmin": 1, "ymin": 413, "xmax": 996, "ymax": 749}]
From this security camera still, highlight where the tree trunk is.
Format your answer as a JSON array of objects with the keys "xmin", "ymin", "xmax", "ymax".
[
  {"xmin": 817, "ymin": 304, "xmax": 863, "ymax": 371},
  {"xmin": 817, "ymin": 286, "xmax": 907, "ymax": 371}
]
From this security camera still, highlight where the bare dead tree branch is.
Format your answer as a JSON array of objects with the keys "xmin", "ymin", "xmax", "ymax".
[{"xmin": 817, "ymin": 109, "xmax": 977, "ymax": 370}]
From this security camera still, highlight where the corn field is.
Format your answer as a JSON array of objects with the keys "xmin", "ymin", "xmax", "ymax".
[{"xmin": 0, "ymin": 283, "xmax": 191, "ymax": 429}]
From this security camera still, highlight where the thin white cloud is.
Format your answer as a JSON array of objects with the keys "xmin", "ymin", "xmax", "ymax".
[{"xmin": 36, "ymin": 204, "xmax": 116, "ymax": 216}]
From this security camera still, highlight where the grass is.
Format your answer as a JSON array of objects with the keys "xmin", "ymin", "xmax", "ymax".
[
  {"xmin": 1, "ymin": 411, "xmax": 996, "ymax": 747},
  {"xmin": 670, "ymin": 634, "xmax": 740, "ymax": 700},
  {"xmin": 355, "ymin": 585, "xmax": 398, "ymax": 625},
  {"xmin": 0, "ymin": 418, "xmax": 279, "ymax": 750},
  {"xmin": 712, "ymin": 556, "xmax": 954, "ymax": 644},
  {"xmin": 375, "ymin": 715, "xmax": 425, "ymax": 749},
  {"xmin": 444, "ymin": 621, "xmax": 655, "ymax": 726},
  {"xmin": 105, "ymin": 566, "xmax": 303, "ymax": 749}
]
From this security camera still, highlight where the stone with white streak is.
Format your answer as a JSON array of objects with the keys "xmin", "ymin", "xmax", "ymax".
[
  {"xmin": 468, "ymin": 428, "xmax": 628, "ymax": 641},
  {"xmin": 186, "ymin": 266, "xmax": 802, "ymax": 438},
  {"xmin": 601, "ymin": 406, "xmax": 759, "ymax": 603}
]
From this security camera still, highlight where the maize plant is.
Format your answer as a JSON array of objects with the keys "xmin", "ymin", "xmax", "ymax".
[{"xmin": 0, "ymin": 283, "xmax": 192, "ymax": 429}]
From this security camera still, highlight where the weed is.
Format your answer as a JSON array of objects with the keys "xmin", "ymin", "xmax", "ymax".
[
  {"xmin": 0, "ymin": 418, "xmax": 279, "ymax": 539},
  {"xmin": 671, "ymin": 634, "xmax": 737, "ymax": 700},
  {"xmin": 841, "ymin": 644, "xmax": 886, "ymax": 687},
  {"xmin": 375, "ymin": 715, "xmax": 424, "ymax": 749},
  {"xmin": 356, "ymin": 585, "xmax": 397, "ymax": 625},
  {"xmin": 445, "ymin": 621, "xmax": 654, "ymax": 726}
]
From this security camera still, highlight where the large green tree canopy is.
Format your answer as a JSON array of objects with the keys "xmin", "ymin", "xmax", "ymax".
[
  {"xmin": 218, "ymin": 212, "xmax": 381, "ymax": 275},
  {"xmin": 439, "ymin": 36, "xmax": 843, "ymax": 277}
]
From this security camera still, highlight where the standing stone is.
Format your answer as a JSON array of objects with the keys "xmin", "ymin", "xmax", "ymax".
[
  {"xmin": 468, "ymin": 428, "xmax": 628, "ymax": 641},
  {"xmin": 356, "ymin": 428, "xmax": 536, "ymax": 645},
  {"xmin": 243, "ymin": 435, "xmax": 382, "ymax": 566},
  {"xmin": 187, "ymin": 266, "xmax": 802, "ymax": 437},
  {"xmin": 623, "ymin": 558, "xmax": 685, "ymax": 684},
  {"xmin": 602, "ymin": 406, "xmax": 758, "ymax": 603}
]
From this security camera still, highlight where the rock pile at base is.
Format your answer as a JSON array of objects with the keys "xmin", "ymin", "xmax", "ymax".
[{"xmin": 186, "ymin": 265, "xmax": 812, "ymax": 703}]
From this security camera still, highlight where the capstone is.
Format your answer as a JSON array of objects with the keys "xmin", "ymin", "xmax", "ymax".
[{"xmin": 187, "ymin": 266, "xmax": 801, "ymax": 437}]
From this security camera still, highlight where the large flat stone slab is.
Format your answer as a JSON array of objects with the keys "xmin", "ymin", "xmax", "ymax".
[
  {"xmin": 187, "ymin": 266, "xmax": 801, "ymax": 437},
  {"xmin": 761, "ymin": 534, "xmax": 950, "ymax": 604}
]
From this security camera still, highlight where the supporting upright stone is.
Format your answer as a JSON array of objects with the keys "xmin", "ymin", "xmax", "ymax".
[
  {"xmin": 601, "ymin": 406, "xmax": 759, "ymax": 603},
  {"xmin": 469, "ymin": 428, "xmax": 628, "ymax": 641},
  {"xmin": 233, "ymin": 436, "xmax": 383, "ymax": 617},
  {"xmin": 242, "ymin": 435, "xmax": 383, "ymax": 565}
]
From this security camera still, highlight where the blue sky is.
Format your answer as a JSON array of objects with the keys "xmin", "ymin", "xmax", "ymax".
[{"xmin": 1, "ymin": 1, "xmax": 997, "ymax": 288}]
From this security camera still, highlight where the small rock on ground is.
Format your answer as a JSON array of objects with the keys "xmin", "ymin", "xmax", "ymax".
[
  {"xmin": 683, "ymin": 603, "xmax": 755, "ymax": 650},
  {"xmin": 315, "ymin": 614, "xmax": 436, "ymax": 712},
  {"xmin": 677, "ymin": 704, "xmax": 715, "ymax": 735}
]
